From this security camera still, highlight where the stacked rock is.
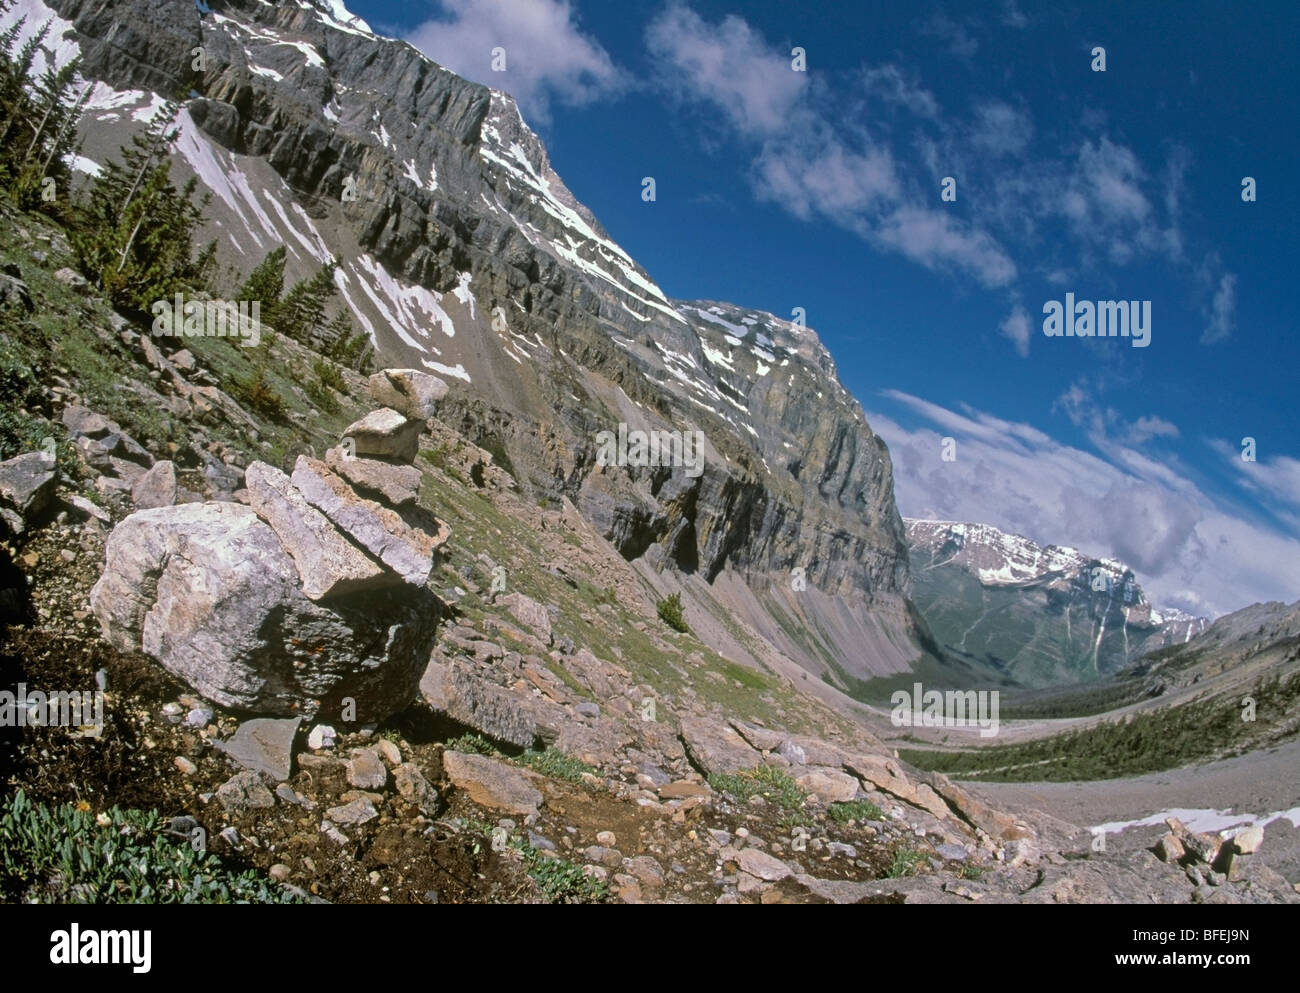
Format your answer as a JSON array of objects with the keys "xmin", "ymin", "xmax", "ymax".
[{"xmin": 90, "ymin": 370, "xmax": 451, "ymax": 723}]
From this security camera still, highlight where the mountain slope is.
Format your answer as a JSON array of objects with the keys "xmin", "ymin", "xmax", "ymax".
[
  {"xmin": 907, "ymin": 518, "xmax": 1207, "ymax": 687},
  {"xmin": 17, "ymin": 0, "xmax": 923, "ymax": 689}
]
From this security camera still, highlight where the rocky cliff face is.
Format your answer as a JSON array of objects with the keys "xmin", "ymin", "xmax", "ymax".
[
  {"xmin": 907, "ymin": 519, "xmax": 1208, "ymax": 686},
  {"xmin": 34, "ymin": 0, "xmax": 919, "ymax": 683}
]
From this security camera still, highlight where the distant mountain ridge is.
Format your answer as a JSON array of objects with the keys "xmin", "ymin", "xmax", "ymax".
[{"xmin": 906, "ymin": 519, "xmax": 1207, "ymax": 687}]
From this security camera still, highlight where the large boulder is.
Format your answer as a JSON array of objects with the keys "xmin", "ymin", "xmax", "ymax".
[
  {"xmin": 367, "ymin": 369, "xmax": 448, "ymax": 421},
  {"xmin": 0, "ymin": 452, "xmax": 58, "ymax": 533},
  {"xmin": 89, "ymin": 502, "xmax": 440, "ymax": 721},
  {"xmin": 291, "ymin": 460, "xmax": 447, "ymax": 590},
  {"xmin": 499, "ymin": 591, "xmax": 552, "ymax": 645},
  {"xmin": 291, "ymin": 457, "xmax": 447, "ymax": 586},
  {"xmin": 679, "ymin": 715, "xmax": 761, "ymax": 777},
  {"xmin": 420, "ymin": 659, "xmax": 537, "ymax": 748}
]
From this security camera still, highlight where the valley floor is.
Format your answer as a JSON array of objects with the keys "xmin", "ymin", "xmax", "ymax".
[{"xmin": 973, "ymin": 739, "xmax": 1300, "ymax": 885}]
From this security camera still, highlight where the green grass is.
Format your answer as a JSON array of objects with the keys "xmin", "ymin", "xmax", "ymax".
[
  {"xmin": 459, "ymin": 816, "xmax": 607, "ymax": 903},
  {"xmin": 721, "ymin": 661, "xmax": 768, "ymax": 690},
  {"xmin": 708, "ymin": 765, "xmax": 810, "ymax": 825},
  {"xmin": 518, "ymin": 748, "xmax": 598, "ymax": 784},
  {"xmin": 884, "ymin": 846, "xmax": 928, "ymax": 879},
  {"xmin": 0, "ymin": 790, "xmax": 300, "ymax": 904},
  {"xmin": 444, "ymin": 732, "xmax": 496, "ymax": 755},
  {"xmin": 520, "ymin": 843, "xmax": 608, "ymax": 903},
  {"xmin": 828, "ymin": 799, "xmax": 884, "ymax": 824}
]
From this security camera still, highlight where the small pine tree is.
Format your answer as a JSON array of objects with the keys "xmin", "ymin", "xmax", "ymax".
[
  {"xmin": 11, "ymin": 57, "xmax": 88, "ymax": 211},
  {"xmin": 0, "ymin": 18, "xmax": 50, "ymax": 160},
  {"xmin": 236, "ymin": 245, "xmax": 286, "ymax": 316},
  {"xmin": 274, "ymin": 259, "xmax": 338, "ymax": 346},
  {"xmin": 322, "ymin": 308, "xmax": 369, "ymax": 369},
  {"xmin": 656, "ymin": 592, "xmax": 689, "ymax": 633},
  {"xmin": 72, "ymin": 102, "xmax": 210, "ymax": 310}
]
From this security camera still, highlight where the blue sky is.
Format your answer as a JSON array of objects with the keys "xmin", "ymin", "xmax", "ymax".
[{"xmin": 348, "ymin": 0, "xmax": 1299, "ymax": 617}]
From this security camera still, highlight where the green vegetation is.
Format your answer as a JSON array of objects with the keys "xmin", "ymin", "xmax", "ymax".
[
  {"xmin": 229, "ymin": 360, "xmax": 286, "ymax": 420},
  {"xmin": 72, "ymin": 103, "xmax": 212, "ymax": 311},
  {"xmin": 656, "ymin": 592, "xmax": 688, "ymax": 633},
  {"xmin": 900, "ymin": 671, "xmax": 1300, "ymax": 782},
  {"xmin": 708, "ymin": 764, "xmax": 810, "ymax": 826},
  {"xmin": 0, "ymin": 790, "xmax": 300, "ymax": 903},
  {"xmin": 884, "ymin": 846, "xmax": 928, "ymax": 878},
  {"xmin": 0, "ymin": 7, "xmax": 85, "ymax": 220},
  {"xmin": 444, "ymin": 732, "xmax": 496, "ymax": 755},
  {"xmin": 477, "ymin": 433, "xmax": 516, "ymax": 479},
  {"xmin": 460, "ymin": 816, "xmax": 607, "ymax": 903},
  {"xmin": 235, "ymin": 245, "xmax": 286, "ymax": 311},
  {"xmin": 519, "ymin": 841, "xmax": 608, "ymax": 903},
  {"xmin": 828, "ymin": 799, "xmax": 884, "ymax": 824},
  {"xmin": 518, "ymin": 748, "xmax": 598, "ymax": 784},
  {"xmin": 721, "ymin": 661, "xmax": 768, "ymax": 690}
]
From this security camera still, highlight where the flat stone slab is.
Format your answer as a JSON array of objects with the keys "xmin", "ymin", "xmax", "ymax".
[
  {"xmin": 246, "ymin": 461, "xmax": 390, "ymax": 600},
  {"xmin": 325, "ymin": 446, "xmax": 422, "ymax": 507},
  {"xmin": 215, "ymin": 717, "xmax": 301, "ymax": 781},
  {"xmin": 421, "ymin": 659, "xmax": 537, "ymax": 749},
  {"xmin": 679, "ymin": 716, "xmax": 760, "ymax": 777},
  {"xmin": 343, "ymin": 408, "xmax": 422, "ymax": 462},
  {"xmin": 292, "ymin": 456, "xmax": 443, "ymax": 586},
  {"xmin": 0, "ymin": 451, "xmax": 58, "ymax": 520},
  {"xmin": 368, "ymin": 369, "xmax": 448, "ymax": 421},
  {"xmin": 442, "ymin": 750, "xmax": 543, "ymax": 816},
  {"xmin": 735, "ymin": 848, "xmax": 793, "ymax": 881}
]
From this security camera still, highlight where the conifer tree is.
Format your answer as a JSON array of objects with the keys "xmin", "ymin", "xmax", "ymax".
[
  {"xmin": 236, "ymin": 245, "xmax": 286, "ymax": 315},
  {"xmin": 73, "ymin": 102, "xmax": 210, "ymax": 310},
  {"xmin": 274, "ymin": 259, "xmax": 338, "ymax": 345}
]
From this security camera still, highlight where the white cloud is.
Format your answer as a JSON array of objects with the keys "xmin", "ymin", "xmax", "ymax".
[
  {"xmin": 1125, "ymin": 415, "xmax": 1180, "ymax": 445},
  {"xmin": 1001, "ymin": 1, "xmax": 1029, "ymax": 29},
  {"xmin": 873, "ymin": 206, "xmax": 1017, "ymax": 288},
  {"xmin": 645, "ymin": 4, "xmax": 1227, "ymax": 352},
  {"xmin": 1202, "ymin": 271, "xmax": 1237, "ymax": 344},
  {"xmin": 645, "ymin": 6, "xmax": 1017, "ymax": 292},
  {"xmin": 971, "ymin": 101, "xmax": 1033, "ymax": 157},
  {"xmin": 860, "ymin": 64, "xmax": 939, "ymax": 118},
  {"xmin": 999, "ymin": 304, "xmax": 1031, "ymax": 357},
  {"xmin": 870, "ymin": 393, "xmax": 1300, "ymax": 617},
  {"xmin": 646, "ymin": 2, "xmax": 806, "ymax": 137},
  {"xmin": 405, "ymin": 0, "xmax": 623, "ymax": 123},
  {"xmin": 919, "ymin": 14, "xmax": 978, "ymax": 58},
  {"xmin": 1212, "ymin": 440, "xmax": 1300, "ymax": 516}
]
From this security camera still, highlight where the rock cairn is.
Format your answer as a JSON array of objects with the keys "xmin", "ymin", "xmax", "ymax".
[{"xmin": 91, "ymin": 370, "xmax": 451, "ymax": 722}]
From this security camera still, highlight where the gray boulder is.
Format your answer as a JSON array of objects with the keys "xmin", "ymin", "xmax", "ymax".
[
  {"xmin": 420, "ymin": 658, "xmax": 537, "ymax": 748},
  {"xmin": 367, "ymin": 369, "xmax": 448, "ymax": 421},
  {"xmin": 325, "ymin": 446, "xmax": 422, "ymax": 507},
  {"xmin": 0, "ymin": 452, "xmax": 58, "ymax": 532},
  {"xmin": 679, "ymin": 716, "xmax": 761, "ymax": 777},
  {"xmin": 131, "ymin": 460, "xmax": 177, "ymax": 510},
  {"xmin": 89, "ymin": 502, "xmax": 439, "ymax": 721},
  {"xmin": 499, "ymin": 591, "xmax": 552, "ymax": 645}
]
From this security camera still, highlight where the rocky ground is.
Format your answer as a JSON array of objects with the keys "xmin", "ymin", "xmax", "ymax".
[{"xmin": 2, "ymin": 210, "xmax": 1298, "ymax": 904}]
